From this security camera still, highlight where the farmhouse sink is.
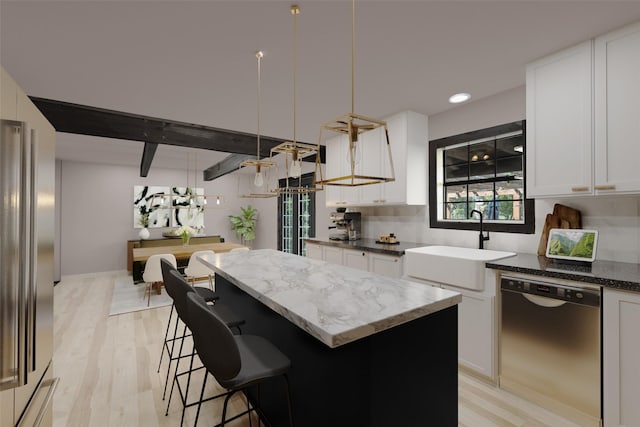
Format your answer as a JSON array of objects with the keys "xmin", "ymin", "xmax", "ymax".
[{"xmin": 404, "ymin": 246, "xmax": 516, "ymax": 290}]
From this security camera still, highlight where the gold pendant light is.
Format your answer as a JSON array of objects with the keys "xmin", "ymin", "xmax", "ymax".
[
  {"xmin": 314, "ymin": 0, "xmax": 395, "ymax": 187},
  {"xmin": 238, "ymin": 51, "xmax": 278, "ymax": 198},
  {"xmin": 271, "ymin": 5, "xmax": 323, "ymax": 194}
]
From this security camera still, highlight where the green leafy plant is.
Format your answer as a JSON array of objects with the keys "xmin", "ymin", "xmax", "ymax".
[
  {"xmin": 229, "ymin": 205, "xmax": 258, "ymax": 246},
  {"xmin": 138, "ymin": 205, "xmax": 150, "ymax": 228}
]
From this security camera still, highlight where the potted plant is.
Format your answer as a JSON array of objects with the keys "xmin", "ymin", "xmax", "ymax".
[
  {"xmin": 229, "ymin": 205, "xmax": 258, "ymax": 247},
  {"xmin": 138, "ymin": 206, "xmax": 150, "ymax": 239}
]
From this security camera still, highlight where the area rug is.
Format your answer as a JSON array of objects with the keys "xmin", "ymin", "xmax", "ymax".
[{"xmin": 109, "ymin": 276, "xmax": 173, "ymax": 316}]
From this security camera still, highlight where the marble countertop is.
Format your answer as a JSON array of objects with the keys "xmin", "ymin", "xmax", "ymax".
[
  {"xmin": 200, "ymin": 249, "xmax": 461, "ymax": 348},
  {"xmin": 487, "ymin": 253, "xmax": 640, "ymax": 293},
  {"xmin": 305, "ymin": 238, "xmax": 426, "ymax": 256}
]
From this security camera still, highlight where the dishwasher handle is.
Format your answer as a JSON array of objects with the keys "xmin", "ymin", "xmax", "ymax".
[
  {"xmin": 501, "ymin": 276, "xmax": 600, "ymax": 307},
  {"xmin": 522, "ymin": 293, "xmax": 567, "ymax": 308}
]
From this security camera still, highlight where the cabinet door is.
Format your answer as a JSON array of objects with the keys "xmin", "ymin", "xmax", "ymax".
[
  {"xmin": 1, "ymin": 67, "xmax": 18, "ymax": 120},
  {"xmin": 369, "ymin": 253, "xmax": 402, "ymax": 278},
  {"xmin": 305, "ymin": 243, "xmax": 323, "ymax": 261},
  {"xmin": 595, "ymin": 22, "xmax": 640, "ymax": 194},
  {"xmin": 343, "ymin": 249, "xmax": 369, "ymax": 271},
  {"xmin": 526, "ymin": 41, "xmax": 593, "ymax": 198},
  {"xmin": 324, "ymin": 134, "xmax": 360, "ymax": 206},
  {"xmin": 324, "ymin": 134, "xmax": 346, "ymax": 207},
  {"xmin": 440, "ymin": 286, "xmax": 495, "ymax": 380},
  {"xmin": 603, "ymin": 288, "xmax": 640, "ymax": 427},
  {"xmin": 323, "ymin": 246, "xmax": 343, "ymax": 265},
  {"xmin": 380, "ymin": 113, "xmax": 406, "ymax": 204},
  {"xmin": 359, "ymin": 126, "xmax": 385, "ymax": 205}
]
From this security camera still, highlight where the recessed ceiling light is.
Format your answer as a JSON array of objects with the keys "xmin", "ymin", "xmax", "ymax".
[{"xmin": 449, "ymin": 92, "xmax": 471, "ymax": 104}]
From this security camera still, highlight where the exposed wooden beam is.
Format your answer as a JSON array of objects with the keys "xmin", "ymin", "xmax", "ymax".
[
  {"xmin": 203, "ymin": 153, "xmax": 254, "ymax": 181},
  {"xmin": 140, "ymin": 142, "xmax": 158, "ymax": 177},
  {"xmin": 29, "ymin": 96, "xmax": 324, "ymax": 179}
]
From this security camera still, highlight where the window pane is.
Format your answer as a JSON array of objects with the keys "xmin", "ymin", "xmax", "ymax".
[
  {"xmin": 444, "ymin": 145, "xmax": 468, "ymax": 166},
  {"xmin": 445, "ymin": 202, "xmax": 469, "ymax": 220},
  {"xmin": 469, "ymin": 159, "xmax": 495, "ymax": 180},
  {"xmin": 496, "ymin": 157, "xmax": 522, "ymax": 178},
  {"xmin": 445, "ymin": 184, "xmax": 468, "ymax": 203},
  {"xmin": 468, "ymin": 182, "xmax": 495, "ymax": 219},
  {"xmin": 445, "ymin": 164, "xmax": 469, "ymax": 183},
  {"xmin": 495, "ymin": 200, "xmax": 524, "ymax": 221},
  {"xmin": 469, "ymin": 141, "xmax": 495, "ymax": 163},
  {"xmin": 496, "ymin": 133, "xmax": 525, "ymax": 158},
  {"xmin": 496, "ymin": 180, "xmax": 525, "ymax": 200}
]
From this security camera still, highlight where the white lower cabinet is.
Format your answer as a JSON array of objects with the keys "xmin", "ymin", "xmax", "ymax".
[
  {"xmin": 603, "ymin": 288, "xmax": 640, "ymax": 427},
  {"xmin": 369, "ymin": 253, "xmax": 403, "ymax": 278},
  {"xmin": 343, "ymin": 249, "xmax": 369, "ymax": 271},
  {"xmin": 305, "ymin": 243, "xmax": 323, "ymax": 261},
  {"xmin": 323, "ymin": 246, "xmax": 344, "ymax": 265},
  {"xmin": 305, "ymin": 244, "xmax": 403, "ymax": 278},
  {"xmin": 441, "ymin": 284, "xmax": 495, "ymax": 380}
]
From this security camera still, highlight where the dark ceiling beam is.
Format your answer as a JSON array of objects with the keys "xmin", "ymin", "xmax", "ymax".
[
  {"xmin": 203, "ymin": 153, "xmax": 254, "ymax": 181},
  {"xmin": 140, "ymin": 142, "xmax": 158, "ymax": 177},
  {"xmin": 29, "ymin": 97, "xmax": 325, "ymax": 178},
  {"xmin": 30, "ymin": 97, "xmax": 289, "ymax": 157}
]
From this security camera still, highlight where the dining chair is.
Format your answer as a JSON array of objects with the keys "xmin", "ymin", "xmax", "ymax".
[
  {"xmin": 142, "ymin": 253, "xmax": 176, "ymax": 306},
  {"xmin": 186, "ymin": 291, "xmax": 293, "ymax": 427},
  {"xmin": 184, "ymin": 250, "xmax": 216, "ymax": 291}
]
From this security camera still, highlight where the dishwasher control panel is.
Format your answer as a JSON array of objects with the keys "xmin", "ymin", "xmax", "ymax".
[{"xmin": 501, "ymin": 276, "xmax": 601, "ymax": 307}]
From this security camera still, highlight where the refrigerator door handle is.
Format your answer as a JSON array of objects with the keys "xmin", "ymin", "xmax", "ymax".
[
  {"xmin": 0, "ymin": 119, "xmax": 29, "ymax": 389},
  {"xmin": 19, "ymin": 122, "xmax": 32, "ymax": 383},
  {"xmin": 27, "ymin": 128, "xmax": 38, "ymax": 373}
]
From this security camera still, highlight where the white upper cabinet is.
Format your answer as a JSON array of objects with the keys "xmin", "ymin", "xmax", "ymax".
[
  {"xmin": 325, "ymin": 110, "xmax": 428, "ymax": 207},
  {"xmin": 526, "ymin": 40, "xmax": 593, "ymax": 198},
  {"xmin": 594, "ymin": 21, "xmax": 640, "ymax": 194},
  {"xmin": 527, "ymin": 21, "xmax": 640, "ymax": 198}
]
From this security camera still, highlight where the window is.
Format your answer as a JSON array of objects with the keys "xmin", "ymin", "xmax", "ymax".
[
  {"xmin": 429, "ymin": 120, "xmax": 534, "ymax": 234},
  {"xmin": 277, "ymin": 173, "xmax": 316, "ymax": 255}
]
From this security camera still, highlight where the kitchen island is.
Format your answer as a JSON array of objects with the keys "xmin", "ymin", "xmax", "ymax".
[{"xmin": 200, "ymin": 249, "xmax": 461, "ymax": 426}]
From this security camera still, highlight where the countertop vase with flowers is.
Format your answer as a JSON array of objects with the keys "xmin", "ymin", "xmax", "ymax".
[{"xmin": 176, "ymin": 225, "xmax": 195, "ymax": 246}]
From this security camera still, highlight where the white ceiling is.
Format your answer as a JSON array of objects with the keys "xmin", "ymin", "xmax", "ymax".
[{"xmin": 3, "ymin": 0, "xmax": 640, "ymax": 171}]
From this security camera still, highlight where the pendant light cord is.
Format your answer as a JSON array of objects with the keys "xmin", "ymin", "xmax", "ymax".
[
  {"xmin": 256, "ymin": 51, "xmax": 263, "ymax": 161},
  {"xmin": 351, "ymin": 0, "xmax": 355, "ymax": 115},
  {"xmin": 292, "ymin": 5, "xmax": 299, "ymax": 144}
]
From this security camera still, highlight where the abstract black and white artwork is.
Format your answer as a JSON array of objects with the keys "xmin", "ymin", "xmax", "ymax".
[
  {"xmin": 171, "ymin": 187, "xmax": 205, "ymax": 228},
  {"xmin": 133, "ymin": 186, "xmax": 171, "ymax": 228}
]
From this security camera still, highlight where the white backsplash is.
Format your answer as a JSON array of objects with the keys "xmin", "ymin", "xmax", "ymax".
[{"xmin": 359, "ymin": 196, "xmax": 640, "ymax": 264}]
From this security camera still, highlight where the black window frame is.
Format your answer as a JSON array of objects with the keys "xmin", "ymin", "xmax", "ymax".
[{"xmin": 429, "ymin": 120, "xmax": 535, "ymax": 234}]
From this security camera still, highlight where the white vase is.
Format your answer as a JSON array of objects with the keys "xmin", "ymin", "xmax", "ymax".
[{"xmin": 139, "ymin": 227, "xmax": 150, "ymax": 240}]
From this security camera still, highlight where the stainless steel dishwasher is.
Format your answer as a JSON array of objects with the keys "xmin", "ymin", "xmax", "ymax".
[{"xmin": 500, "ymin": 275, "xmax": 601, "ymax": 427}]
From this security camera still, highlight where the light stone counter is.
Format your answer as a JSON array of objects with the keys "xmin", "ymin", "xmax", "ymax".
[{"xmin": 201, "ymin": 248, "xmax": 461, "ymax": 348}]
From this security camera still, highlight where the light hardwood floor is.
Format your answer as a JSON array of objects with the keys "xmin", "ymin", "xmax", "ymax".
[{"xmin": 53, "ymin": 271, "xmax": 583, "ymax": 427}]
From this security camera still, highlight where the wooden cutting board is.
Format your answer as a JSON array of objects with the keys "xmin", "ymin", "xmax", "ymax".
[
  {"xmin": 537, "ymin": 213, "xmax": 571, "ymax": 256},
  {"xmin": 553, "ymin": 203, "xmax": 582, "ymax": 229}
]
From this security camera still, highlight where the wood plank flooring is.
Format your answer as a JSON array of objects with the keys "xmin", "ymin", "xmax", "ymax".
[{"xmin": 53, "ymin": 271, "xmax": 583, "ymax": 427}]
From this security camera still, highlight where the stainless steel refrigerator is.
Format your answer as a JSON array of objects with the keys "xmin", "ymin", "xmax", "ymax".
[{"xmin": 1, "ymin": 119, "xmax": 57, "ymax": 426}]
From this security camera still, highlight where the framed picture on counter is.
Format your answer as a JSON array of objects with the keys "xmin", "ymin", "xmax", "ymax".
[{"xmin": 546, "ymin": 228, "xmax": 598, "ymax": 262}]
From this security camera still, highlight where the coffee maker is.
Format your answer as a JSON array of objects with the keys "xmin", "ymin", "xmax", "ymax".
[{"xmin": 329, "ymin": 210, "xmax": 361, "ymax": 241}]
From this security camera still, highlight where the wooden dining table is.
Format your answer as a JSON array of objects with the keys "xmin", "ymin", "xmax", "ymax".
[{"xmin": 132, "ymin": 242, "xmax": 247, "ymax": 262}]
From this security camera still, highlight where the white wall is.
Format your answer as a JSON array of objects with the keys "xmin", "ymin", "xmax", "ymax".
[
  {"xmin": 361, "ymin": 86, "xmax": 640, "ymax": 263},
  {"xmin": 58, "ymin": 159, "xmax": 332, "ymax": 275}
]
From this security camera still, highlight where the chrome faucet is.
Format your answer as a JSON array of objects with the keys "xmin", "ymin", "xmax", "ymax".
[{"xmin": 470, "ymin": 209, "xmax": 490, "ymax": 249}]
